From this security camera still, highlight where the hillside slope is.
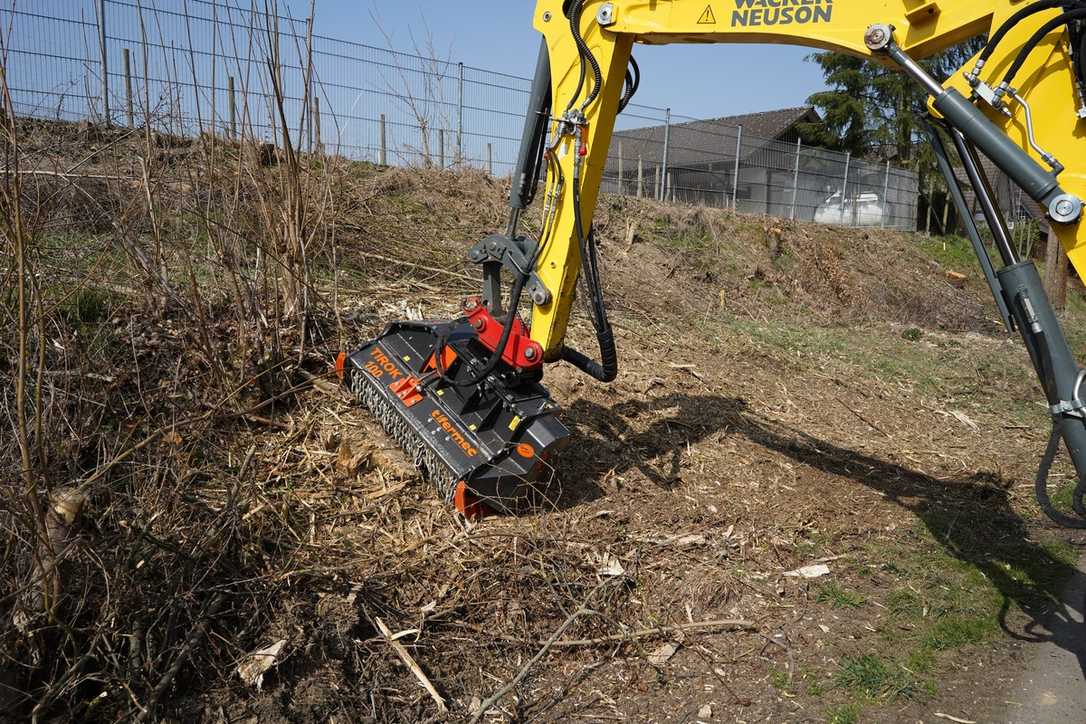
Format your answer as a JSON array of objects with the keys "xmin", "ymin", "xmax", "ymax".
[{"xmin": 2, "ymin": 128, "xmax": 1084, "ymax": 723}]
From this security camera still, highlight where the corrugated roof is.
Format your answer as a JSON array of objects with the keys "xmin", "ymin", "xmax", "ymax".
[{"xmin": 610, "ymin": 106, "xmax": 822, "ymax": 170}]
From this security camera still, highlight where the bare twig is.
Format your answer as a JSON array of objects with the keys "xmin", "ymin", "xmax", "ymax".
[
  {"xmin": 551, "ymin": 618, "xmax": 755, "ymax": 648},
  {"xmin": 375, "ymin": 617, "xmax": 447, "ymax": 714},
  {"xmin": 469, "ymin": 580, "xmax": 610, "ymax": 724},
  {"xmin": 136, "ymin": 593, "xmax": 227, "ymax": 721},
  {"xmin": 933, "ymin": 714, "xmax": 977, "ymax": 724}
]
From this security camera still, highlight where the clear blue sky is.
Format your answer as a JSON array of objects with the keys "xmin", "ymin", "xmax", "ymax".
[{"xmin": 288, "ymin": 0, "xmax": 828, "ymax": 120}]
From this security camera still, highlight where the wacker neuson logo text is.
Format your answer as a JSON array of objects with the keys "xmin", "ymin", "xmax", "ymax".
[{"xmin": 731, "ymin": 0, "xmax": 833, "ymax": 27}]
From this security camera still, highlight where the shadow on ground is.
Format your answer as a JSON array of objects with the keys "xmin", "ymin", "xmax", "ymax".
[{"xmin": 555, "ymin": 392, "xmax": 1086, "ymax": 676}]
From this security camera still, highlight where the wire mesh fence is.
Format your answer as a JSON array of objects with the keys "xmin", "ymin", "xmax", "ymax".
[
  {"xmin": 604, "ymin": 113, "xmax": 919, "ymax": 230},
  {"xmin": 4, "ymin": 0, "xmax": 921, "ymax": 230}
]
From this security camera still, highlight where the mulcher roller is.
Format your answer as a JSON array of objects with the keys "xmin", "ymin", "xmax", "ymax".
[{"xmin": 338, "ymin": 316, "xmax": 569, "ymax": 517}]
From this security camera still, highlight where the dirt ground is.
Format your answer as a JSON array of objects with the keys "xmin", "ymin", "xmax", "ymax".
[
  {"xmin": 3, "ymin": 124, "xmax": 1085, "ymax": 723},
  {"xmin": 196, "ymin": 174, "xmax": 1086, "ymax": 723}
]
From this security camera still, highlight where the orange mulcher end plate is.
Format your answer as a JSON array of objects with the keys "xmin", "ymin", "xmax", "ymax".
[
  {"xmin": 454, "ymin": 481, "xmax": 494, "ymax": 521},
  {"xmin": 335, "ymin": 351, "xmax": 347, "ymax": 381}
]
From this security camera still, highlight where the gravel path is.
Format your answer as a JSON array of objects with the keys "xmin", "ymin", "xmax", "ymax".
[{"xmin": 1000, "ymin": 559, "xmax": 1086, "ymax": 724}]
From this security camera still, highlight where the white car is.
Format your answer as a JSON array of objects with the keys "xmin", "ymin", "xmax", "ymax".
[{"xmin": 814, "ymin": 192, "xmax": 887, "ymax": 227}]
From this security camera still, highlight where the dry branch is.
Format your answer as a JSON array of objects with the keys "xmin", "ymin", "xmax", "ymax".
[
  {"xmin": 469, "ymin": 580, "xmax": 611, "ymax": 724},
  {"xmin": 135, "ymin": 593, "xmax": 227, "ymax": 722},
  {"xmin": 374, "ymin": 617, "xmax": 447, "ymax": 713},
  {"xmin": 550, "ymin": 618, "xmax": 755, "ymax": 648}
]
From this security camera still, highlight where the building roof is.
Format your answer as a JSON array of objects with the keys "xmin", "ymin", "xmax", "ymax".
[
  {"xmin": 611, "ymin": 106, "xmax": 822, "ymax": 171},
  {"xmin": 694, "ymin": 106, "xmax": 822, "ymax": 140}
]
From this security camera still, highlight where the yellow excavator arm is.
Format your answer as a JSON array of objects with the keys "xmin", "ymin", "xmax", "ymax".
[
  {"xmin": 345, "ymin": 0, "xmax": 1086, "ymax": 526},
  {"xmin": 528, "ymin": 0, "xmax": 1086, "ymax": 357}
]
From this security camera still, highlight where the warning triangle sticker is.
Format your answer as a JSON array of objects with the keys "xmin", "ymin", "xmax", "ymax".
[{"xmin": 697, "ymin": 5, "xmax": 717, "ymax": 24}]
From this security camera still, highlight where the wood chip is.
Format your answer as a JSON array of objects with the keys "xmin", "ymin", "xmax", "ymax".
[
  {"xmin": 933, "ymin": 714, "xmax": 976, "ymax": 724},
  {"xmin": 669, "ymin": 363, "xmax": 705, "ymax": 381},
  {"xmin": 946, "ymin": 270, "xmax": 968, "ymax": 288},
  {"xmin": 949, "ymin": 410, "xmax": 980, "ymax": 433},
  {"xmin": 237, "ymin": 640, "xmax": 287, "ymax": 690},
  {"xmin": 647, "ymin": 641, "xmax": 679, "ymax": 666},
  {"xmin": 783, "ymin": 564, "xmax": 831, "ymax": 579}
]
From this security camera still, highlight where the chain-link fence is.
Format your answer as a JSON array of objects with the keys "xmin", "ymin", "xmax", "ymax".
[
  {"xmin": 3, "ymin": 0, "xmax": 921, "ymax": 230},
  {"xmin": 604, "ymin": 113, "xmax": 919, "ymax": 230}
]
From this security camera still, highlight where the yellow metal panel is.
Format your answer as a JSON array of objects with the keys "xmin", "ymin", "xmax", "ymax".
[
  {"xmin": 942, "ymin": 11, "xmax": 1086, "ymax": 284},
  {"xmin": 599, "ymin": 0, "xmax": 996, "ymax": 57},
  {"xmin": 525, "ymin": 0, "xmax": 1086, "ymax": 355},
  {"xmin": 529, "ymin": 2, "xmax": 633, "ymax": 359}
]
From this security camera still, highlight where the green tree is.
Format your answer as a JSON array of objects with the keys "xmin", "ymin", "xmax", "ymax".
[
  {"xmin": 797, "ymin": 53, "xmax": 868, "ymax": 156},
  {"xmin": 800, "ymin": 39, "xmax": 986, "ymax": 171}
]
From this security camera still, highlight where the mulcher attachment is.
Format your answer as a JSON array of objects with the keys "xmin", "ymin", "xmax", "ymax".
[{"xmin": 339, "ymin": 305, "xmax": 569, "ymax": 518}]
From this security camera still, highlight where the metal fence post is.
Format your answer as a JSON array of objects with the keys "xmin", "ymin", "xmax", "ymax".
[
  {"xmin": 654, "ymin": 165, "xmax": 660, "ymax": 200},
  {"xmin": 487, "ymin": 143, "xmax": 493, "ymax": 175},
  {"xmin": 841, "ymin": 151, "xmax": 851, "ymax": 211},
  {"xmin": 98, "ymin": 0, "xmax": 110, "ymax": 126},
  {"xmin": 268, "ymin": 93, "xmax": 278, "ymax": 146},
  {"xmin": 457, "ymin": 62, "xmax": 464, "ymax": 164},
  {"xmin": 618, "ymin": 140, "xmax": 624, "ymax": 194},
  {"xmin": 313, "ymin": 96, "xmax": 322, "ymax": 153},
  {"xmin": 439, "ymin": 129, "xmax": 446, "ymax": 169},
  {"xmin": 228, "ymin": 76, "xmax": 237, "ymax": 139},
  {"xmin": 210, "ymin": 1, "xmax": 218, "ymax": 138},
  {"xmin": 881, "ymin": 160, "xmax": 891, "ymax": 228},
  {"xmin": 659, "ymin": 107, "xmax": 671, "ymax": 201},
  {"xmin": 123, "ymin": 48, "xmax": 134, "ymax": 128},
  {"xmin": 790, "ymin": 138, "xmax": 801, "ymax": 220},
  {"xmin": 731, "ymin": 125, "xmax": 743, "ymax": 210},
  {"xmin": 925, "ymin": 180, "xmax": 933, "ymax": 236},
  {"xmin": 637, "ymin": 155, "xmax": 644, "ymax": 198},
  {"xmin": 305, "ymin": 17, "xmax": 314, "ymax": 152},
  {"xmin": 380, "ymin": 113, "xmax": 387, "ymax": 165}
]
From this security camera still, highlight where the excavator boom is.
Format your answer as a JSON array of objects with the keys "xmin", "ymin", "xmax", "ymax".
[{"xmin": 345, "ymin": 0, "xmax": 1086, "ymax": 525}]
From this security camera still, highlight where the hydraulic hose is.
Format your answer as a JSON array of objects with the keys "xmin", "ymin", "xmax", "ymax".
[
  {"xmin": 438, "ymin": 271, "xmax": 530, "ymax": 387},
  {"xmin": 1078, "ymin": 21, "xmax": 1086, "ymax": 85},
  {"xmin": 1034, "ymin": 426, "xmax": 1086, "ymax": 528},
  {"xmin": 618, "ymin": 55, "xmax": 641, "ymax": 113},
  {"xmin": 561, "ymin": 335, "xmax": 617, "ymax": 382},
  {"xmin": 561, "ymin": 186, "xmax": 618, "ymax": 383},
  {"xmin": 978, "ymin": 0, "xmax": 1071, "ymax": 65},
  {"xmin": 568, "ymin": 0, "xmax": 603, "ymax": 112},
  {"xmin": 1002, "ymin": 8, "xmax": 1086, "ymax": 87},
  {"xmin": 563, "ymin": 0, "xmax": 587, "ymax": 114}
]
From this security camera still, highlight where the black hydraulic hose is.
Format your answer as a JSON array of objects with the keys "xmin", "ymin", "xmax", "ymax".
[
  {"xmin": 561, "ymin": 186, "xmax": 618, "ymax": 383},
  {"xmin": 569, "ymin": 0, "xmax": 603, "ymax": 111},
  {"xmin": 619, "ymin": 69, "xmax": 634, "ymax": 111},
  {"xmin": 561, "ymin": 337, "xmax": 617, "ymax": 382},
  {"xmin": 979, "ymin": 0, "xmax": 1074, "ymax": 64},
  {"xmin": 1003, "ymin": 7, "xmax": 1086, "ymax": 86},
  {"xmin": 437, "ymin": 271, "xmax": 530, "ymax": 387},
  {"xmin": 1078, "ymin": 21, "xmax": 1086, "ymax": 85},
  {"xmin": 564, "ymin": 0, "xmax": 587, "ymax": 113},
  {"xmin": 618, "ymin": 55, "xmax": 641, "ymax": 113},
  {"xmin": 1034, "ymin": 425, "xmax": 1086, "ymax": 528}
]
